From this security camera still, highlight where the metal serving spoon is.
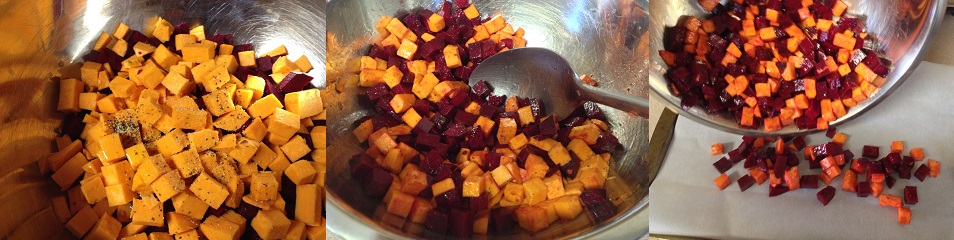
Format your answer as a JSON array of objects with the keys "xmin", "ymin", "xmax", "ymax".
[{"xmin": 470, "ymin": 47, "xmax": 650, "ymax": 119}]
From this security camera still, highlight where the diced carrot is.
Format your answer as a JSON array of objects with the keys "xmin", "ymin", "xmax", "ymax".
[
  {"xmin": 659, "ymin": 51, "xmax": 677, "ymax": 66},
  {"xmin": 820, "ymin": 156, "xmax": 836, "ymax": 170},
  {"xmin": 741, "ymin": 107, "xmax": 755, "ymax": 127},
  {"xmin": 765, "ymin": 61, "xmax": 781, "ymax": 78},
  {"xmin": 817, "ymin": 19, "xmax": 833, "ymax": 32},
  {"xmin": 764, "ymin": 117, "xmax": 781, "ymax": 132},
  {"xmin": 824, "ymin": 165, "xmax": 841, "ymax": 178},
  {"xmin": 775, "ymin": 138, "xmax": 785, "ymax": 155},
  {"xmin": 826, "ymin": 58, "xmax": 839, "ymax": 73},
  {"xmin": 785, "ymin": 167, "xmax": 800, "ymax": 191},
  {"xmin": 769, "ymin": 172, "xmax": 782, "ymax": 187},
  {"xmin": 838, "ymin": 63, "xmax": 851, "ymax": 76},
  {"xmin": 715, "ymin": 173, "xmax": 731, "ymax": 190},
  {"xmin": 805, "ymin": 79, "xmax": 816, "ymax": 99},
  {"xmin": 879, "ymin": 194, "xmax": 903, "ymax": 208},
  {"xmin": 842, "ymin": 98, "xmax": 857, "ymax": 107},
  {"xmin": 855, "ymin": 63, "xmax": 878, "ymax": 82},
  {"xmin": 750, "ymin": 168, "xmax": 768, "ymax": 185},
  {"xmin": 833, "ymin": 32, "xmax": 856, "ymax": 50},
  {"xmin": 759, "ymin": 28, "xmax": 777, "ymax": 41},
  {"xmin": 820, "ymin": 99, "xmax": 835, "ymax": 121},
  {"xmin": 910, "ymin": 148, "xmax": 925, "ymax": 161},
  {"xmin": 898, "ymin": 207, "xmax": 911, "ymax": 225},
  {"xmin": 869, "ymin": 173, "xmax": 885, "ymax": 183},
  {"xmin": 780, "ymin": 107, "xmax": 796, "ymax": 126},
  {"xmin": 702, "ymin": 20, "xmax": 716, "ymax": 33},
  {"xmin": 833, "ymin": 154, "xmax": 846, "ymax": 166},
  {"xmin": 684, "ymin": 44, "xmax": 697, "ymax": 54},
  {"xmin": 928, "ymin": 159, "xmax": 940, "ymax": 177},
  {"xmin": 891, "ymin": 141, "xmax": 904, "ymax": 153},
  {"xmin": 797, "ymin": 7, "xmax": 812, "ymax": 20},
  {"xmin": 781, "ymin": 62, "xmax": 796, "ymax": 81},
  {"xmin": 711, "ymin": 143, "xmax": 724, "ymax": 155},
  {"xmin": 721, "ymin": 54, "xmax": 738, "ymax": 66},
  {"xmin": 804, "ymin": 146, "xmax": 815, "ymax": 161},
  {"xmin": 727, "ymin": 43, "xmax": 742, "ymax": 58},
  {"xmin": 831, "ymin": 100, "xmax": 847, "ymax": 118},
  {"xmin": 842, "ymin": 169, "xmax": 857, "ymax": 192},
  {"xmin": 833, "ymin": 0, "xmax": 848, "ymax": 17},
  {"xmin": 816, "ymin": 117, "xmax": 829, "ymax": 130},
  {"xmin": 741, "ymin": 20, "xmax": 757, "ymax": 38},
  {"xmin": 874, "ymin": 77, "xmax": 887, "ymax": 87},
  {"xmin": 697, "ymin": 0, "xmax": 720, "ymax": 13},
  {"xmin": 819, "ymin": 172, "xmax": 834, "ymax": 185},
  {"xmin": 684, "ymin": 16, "xmax": 702, "ymax": 32},
  {"xmin": 765, "ymin": 9, "xmax": 779, "ymax": 22},
  {"xmin": 852, "ymin": 88, "xmax": 867, "ymax": 102},
  {"xmin": 871, "ymin": 181, "xmax": 883, "ymax": 197},
  {"xmin": 850, "ymin": 160, "xmax": 866, "ymax": 174},
  {"xmin": 786, "ymin": 98, "xmax": 797, "ymax": 108},
  {"xmin": 697, "ymin": 37, "xmax": 711, "ymax": 54},
  {"xmin": 755, "ymin": 83, "xmax": 771, "ymax": 97},
  {"xmin": 802, "ymin": 15, "xmax": 816, "ymax": 28},
  {"xmin": 832, "ymin": 133, "xmax": 847, "ymax": 146},
  {"xmin": 794, "ymin": 94, "xmax": 809, "ymax": 109}
]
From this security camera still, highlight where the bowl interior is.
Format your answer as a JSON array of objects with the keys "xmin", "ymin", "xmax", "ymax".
[
  {"xmin": 649, "ymin": 0, "xmax": 946, "ymax": 136},
  {"xmin": 0, "ymin": 1, "xmax": 325, "ymax": 239},
  {"xmin": 325, "ymin": 0, "xmax": 651, "ymax": 239}
]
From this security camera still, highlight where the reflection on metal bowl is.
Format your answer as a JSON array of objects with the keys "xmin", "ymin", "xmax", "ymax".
[{"xmin": 325, "ymin": 0, "xmax": 651, "ymax": 239}]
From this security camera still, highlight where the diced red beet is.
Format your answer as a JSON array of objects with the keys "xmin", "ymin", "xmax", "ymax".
[
  {"xmin": 561, "ymin": 157, "xmax": 581, "ymax": 179},
  {"xmin": 813, "ymin": 143, "xmax": 843, "ymax": 158},
  {"xmin": 914, "ymin": 164, "xmax": 930, "ymax": 182},
  {"xmin": 490, "ymin": 207, "xmax": 515, "ymax": 232},
  {"xmin": 361, "ymin": 167, "xmax": 393, "ymax": 198},
  {"xmin": 466, "ymin": 126, "xmax": 486, "ymax": 149},
  {"xmin": 737, "ymin": 174, "xmax": 755, "ymax": 192},
  {"xmin": 349, "ymin": 153, "xmax": 376, "ymax": 180},
  {"xmin": 773, "ymin": 156, "xmax": 787, "ymax": 176},
  {"xmin": 800, "ymin": 175, "xmax": 819, "ymax": 189},
  {"xmin": 585, "ymin": 201, "xmax": 617, "ymax": 223},
  {"xmin": 904, "ymin": 186, "xmax": 918, "ymax": 205},
  {"xmin": 843, "ymin": 150, "xmax": 854, "ymax": 163},
  {"xmin": 470, "ymin": 194, "xmax": 489, "ymax": 211},
  {"xmin": 485, "ymin": 152, "xmax": 502, "ymax": 171},
  {"xmin": 278, "ymin": 72, "xmax": 313, "ymax": 93},
  {"xmin": 538, "ymin": 117, "xmax": 558, "ymax": 138},
  {"xmin": 856, "ymin": 182, "xmax": 871, "ymax": 197},
  {"xmin": 426, "ymin": 209, "xmax": 450, "ymax": 234},
  {"xmin": 791, "ymin": 136, "xmax": 806, "ymax": 150},
  {"xmin": 472, "ymin": 80, "xmax": 492, "ymax": 97},
  {"xmin": 443, "ymin": 122, "xmax": 467, "ymax": 138},
  {"xmin": 420, "ymin": 151, "xmax": 444, "ymax": 175},
  {"xmin": 435, "ymin": 187, "xmax": 462, "ymax": 209},
  {"xmin": 886, "ymin": 152, "xmax": 902, "ymax": 165},
  {"xmin": 817, "ymin": 186, "xmax": 836, "ymax": 206},
  {"xmin": 713, "ymin": 157, "xmax": 733, "ymax": 173},
  {"xmin": 825, "ymin": 127, "xmax": 837, "ymax": 138},
  {"xmin": 449, "ymin": 208, "xmax": 474, "ymax": 238},
  {"xmin": 885, "ymin": 176, "xmax": 896, "ymax": 188},
  {"xmin": 902, "ymin": 156, "xmax": 916, "ymax": 169},
  {"xmin": 582, "ymin": 101, "xmax": 605, "ymax": 120},
  {"xmin": 579, "ymin": 189, "xmax": 608, "ymax": 207},
  {"xmin": 898, "ymin": 165, "xmax": 912, "ymax": 179},
  {"xmin": 769, "ymin": 185, "xmax": 789, "ymax": 197}
]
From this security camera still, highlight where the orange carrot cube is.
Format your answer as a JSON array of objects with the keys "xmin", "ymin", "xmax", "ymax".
[
  {"xmin": 816, "ymin": 118, "xmax": 829, "ymax": 130},
  {"xmin": 824, "ymin": 165, "xmax": 841, "ymax": 178},
  {"xmin": 898, "ymin": 207, "xmax": 911, "ymax": 225},
  {"xmin": 805, "ymin": 79, "xmax": 816, "ymax": 99},
  {"xmin": 910, "ymin": 148, "xmax": 925, "ymax": 161},
  {"xmin": 714, "ymin": 173, "xmax": 731, "ymax": 190},
  {"xmin": 891, "ymin": 141, "xmax": 904, "ymax": 153},
  {"xmin": 750, "ymin": 168, "xmax": 768, "ymax": 185},
  {"xmin": 832, "ymin": 133, "xmax": 847, "ymax": 146},
  {"xmin": 841, "ymin": 170, "xmax": 856, "ymax": 192},
  {"xmin": 833, "ymin": 0, "xmax": 848, "ymax": 17},
  {"xmin": 784, "ymin": 167, "xmax": 800, "ymax": 191},
  {"xmin": 879, "ymin": 194, "xmax": 903, "ymax": 208},
  {"xmin": 764, "ymin": 117, "xmax": 781, "ymax": 132},
  {"xmin": 819, "ymin": 172, "xmax": 834, "ymax": 185},
  {"xmin": 869, "ymin": 173, "xmax": 886, "ymax": 183},
  {"xmin": 871, "ymin": 181, "xmax": 883, "ymax": 197},
  {"xmin": 928, "ymin": 159, "xmax": 940, "ymax": 177},
  {"xmin": 820, "ymin": 156, "xmax": 836, "ymax": 170},
  {"xmin": 711, "ymin": 143, "xmax": 724, "ymax": 155},
  {"xmin": 775, "ymin": 138, "xmax": 784, "ymax": 155}
]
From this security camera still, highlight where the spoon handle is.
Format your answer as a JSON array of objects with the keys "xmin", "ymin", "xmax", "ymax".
[{"xmin": 578, "ymin": 84, "xmax": 650, "ymax": 118}]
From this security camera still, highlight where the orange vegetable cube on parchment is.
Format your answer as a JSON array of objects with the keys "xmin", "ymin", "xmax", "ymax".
[
  {"xmin": 711, "ymin": 143, "xmax": 724, "ymax": 155},
  {"xmin": 714, "ymin": 173, "xmax": 731, "ymax": 190}
]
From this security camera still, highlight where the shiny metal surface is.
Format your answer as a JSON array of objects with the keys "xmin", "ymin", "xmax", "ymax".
[
  {"xmin": 0, "ymin": 0, "xmax": 325, "ymax": 239},
  {"xmin": 649, "ymin": 0, "xmax": 946, "ymax": 136},
  {"xmin": 325, "ymin": 0, "xmax": 650, "ymax": 239},
  {"xmin": 471, "ymin": 47, "xmax": 650, "ymax": 118}
]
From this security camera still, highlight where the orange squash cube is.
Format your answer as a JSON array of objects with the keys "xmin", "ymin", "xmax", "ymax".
[
  {"xmin": 515, "ymin": 206, "xmax": 549, "ymax": 233},
  {"xmin": 714, "ymin": 173, "xmax": 731, "ymax": 190}
]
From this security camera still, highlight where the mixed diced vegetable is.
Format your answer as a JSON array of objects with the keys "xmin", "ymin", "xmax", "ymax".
[
  {"xmin": 662, "ymin": 0, "xmax": 892, "ymax": 132},
  {"xmin": 347, "ymin": 0, "xmax": 622, "ymax": 237},
  {"xmin": 50, "ymin": 18, "xmax": 326, "ymax": 239}
]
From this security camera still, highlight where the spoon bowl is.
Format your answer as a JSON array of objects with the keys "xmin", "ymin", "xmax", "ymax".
[{"xmin": 471, "ymin": 47, "xmax": 650, "ymax": 118}]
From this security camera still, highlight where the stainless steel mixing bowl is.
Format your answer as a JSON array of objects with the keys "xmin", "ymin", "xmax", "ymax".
[
  {"xmin": 649, "ymin": 0, "xmax": 946, "ymax": 136},
  {"xmin": 0, "ymin": 1, "xmax": 325, "ymax": 239},
  {"xmin": 325, "ymin": 0, "xmax": 651, "ymax": 239}
]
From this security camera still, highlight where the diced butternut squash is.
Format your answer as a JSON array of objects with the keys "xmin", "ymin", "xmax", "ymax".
[{"xmin": 252, "ymin": 209, "xmax": 292, "ymax": 240}]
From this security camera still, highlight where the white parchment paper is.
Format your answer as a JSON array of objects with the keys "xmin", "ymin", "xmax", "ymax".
[{"xmin": 649, "ymin": 62, "xmax": 954, "ymax": 239}]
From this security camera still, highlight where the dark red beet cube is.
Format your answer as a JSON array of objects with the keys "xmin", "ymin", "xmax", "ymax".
[
  {"xmin": 713, "ymin": 157, "xmax": 733, "ymax": 173},
  {"xmin": 885, "ymin": 176, "xmax": 896, "ymax": 188},
  {"xmin": 470, "ymin": 194, "xmax": 489, "ymax": 211},
  {"xmin": 278, "ymin": 72, "xmax": 313, "ymax": 93},
  {"xmin": 449, "ymin": 208, "xmax": 474, "ymax": 238},
  {"xmin": 800, "ymin": 175, "xmax": 820, "ymax": 189},
  {"xmin": 898, "ymin": 166, "xmax": 912, "ymax": 179},
  {"xmin": 904, "ymin": 186, "xmax": 918, "ymax": 205},
  {"xmin": 585, "ymin": 201, "xmax": 617, "ymax": 223},
  {"xmin": 856, "ymin": 182, "xmax": 871, "ymax": 197},
  {"xmin": 914, "ymin": 164, "xmax": 930, "ymax": 182},
  {"xmin": 361, "ymin": 167, "xmax": 393, "ymax": 198},
  {"xmin": 425, "ymin": 209, "xmax": 449, "ymax": 234},
  {"xmin": 826, "ymin": 127, "xmax": 837, "ymax": 138},
  {"xmin": 561, "ymin": 158, "xmax": 581, "ymax": 179},
  {"xmin": 769, "ymin": 185, "xmax": 789, "ymax": 197},
  {"xmin": 862, "ymin": 145, "xmax": 879, "ymax": 158},
  {"xmin": 490, "ymin": 207, "xmax": 515, "ymax": 232},
  {"xmin": 737, "ymin": 174, "xmax": 755, "ymax": 192},
  {"xmin": 435, "ymin": 187, "xmax": 462, "ymax": 210},
  {"xmin": 579, "ymin": 189, "xmax": 608, "ymax": 207},
  {"xmin": 817, "ymin": 186, "xmax": 836, "ymax": 206},
  {"xmin": 349, "ymin": 153, "xmax": 376, "ymax": 180}
]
